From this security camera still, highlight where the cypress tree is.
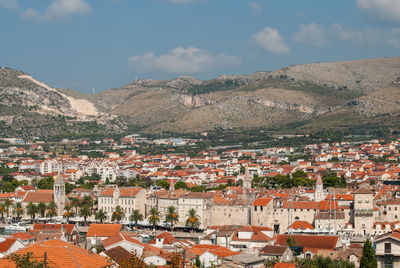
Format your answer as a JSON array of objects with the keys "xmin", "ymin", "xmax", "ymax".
[{"xmin": 360, "ymin": 239, "xmax": 377, "ymax": 268}]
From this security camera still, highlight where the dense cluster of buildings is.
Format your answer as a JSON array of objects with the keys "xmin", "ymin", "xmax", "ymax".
[{"xmin": 0, "ymin": 137, "xmax": 400, "ymax": 267}]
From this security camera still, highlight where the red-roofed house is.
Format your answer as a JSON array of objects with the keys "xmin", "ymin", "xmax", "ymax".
[
  {"xmin": 86, "ymin": 224, "xmax": 122, "ymax": 247},
  {"xmin": 188, "ymin": 244, "xmax": 240, "ymax": 267},
  {"xmin": 230, "ymin": 226, "xmax": 275, "ymax": 251},
  {"xmin": 0, "ymin": 237, "xmax": 25, "ymax": 257}
]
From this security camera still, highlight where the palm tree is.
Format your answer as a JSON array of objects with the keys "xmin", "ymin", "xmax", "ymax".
[
  {"xmin": 0, "ymin": 203, "xmax": 6, "ymax": 221},
  {"xmin": 3, "ymin": 199, "xmax": 12, "ymax": 218},
  {"xmin": 95, "ymin": 209, "xmax": 107, "ymax": 223},
  {"xmin": 37, "ymin": 202, "xmax": 47, "ymax": 218},
  {"xmin": 63, "ymin": 205, "xmax": 74, "ymax": 223},
  {"xmin": 129, "ymin": 209, "xmax": 143, "ymax": 229},
  {"xmin": 14, "ymin": 203, "xmax": 24, "ymax": 220},
  {"xmin": 286, "ymin": 236, "xmax": 296, "ymax": 247},
  {"xmin": 46, "ymin": 201, "xmax": 57, "ymax": 220},
  {"xmin": 185, "ymin": 208, "xmax": 200, "ymax": 232},
  {"xmin": 148, "ymin": 207, "xmax": 160, "ymax": 230},
  {"xmin": 26, "ymin": 202, "xmax": 37, "ymax": 221},
  {"xmin": 111, "ymin": 206, "xmax": 125, "ymax": 223},
  {"xmin": 81, "ymin": 196, "xmax": 93, "ymax": 212},
  {"xmin": 79, "ymin": 204, "xmax": 91, "ymax": 226},
  {"xmin": 70, "ymin": 197, "xmax": 80, "ymax": 216},
  {"xmin": 165, "ymin": 206, "xmax": 179, "ymax": 231}
]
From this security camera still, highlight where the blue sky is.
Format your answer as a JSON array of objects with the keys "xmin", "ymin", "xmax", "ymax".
[{"xmin": 1, "ymin": 0, "xmax": 400, "ymax": 93}]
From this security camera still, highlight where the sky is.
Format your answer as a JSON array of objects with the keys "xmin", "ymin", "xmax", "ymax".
[{"xmin": 1, "ymin": 0, "xmax": 400, "ymax": 93}]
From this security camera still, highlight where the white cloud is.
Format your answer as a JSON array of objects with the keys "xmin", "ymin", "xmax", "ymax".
[
  {"xmin": 330, "ymin": 23, "xmax": 382, "ymax": 45},
  {"xmin": 21, "ymin": 8, "xmax": 39, "ymax": 20},
  {"xmin": 42, "ymin": 0, "xmax": 92, "ymax": 21},
  {"xmin": 127, "ymin": 47, "xmax": 241, "ymax": 74},
  {"xmin": 253, "ymin": 27, "xmax": 290, "ymax": 54},
  {"xmin": 249, "ymin": 2, "xmax": 262, "ymax": 14},
  {"xmin": 356, "ymin": 0, "xmax": 400, "ymax": 23},
  {"xmin": 0, "ymin": 0, "xmax": 18, "ymax": 9},
  {"xmin": 292, "ymin": 23, "xmax": 330, "ymax": 47}
]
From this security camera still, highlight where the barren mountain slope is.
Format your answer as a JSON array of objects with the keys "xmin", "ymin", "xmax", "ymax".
[{"xmin": 270, "ymin": 57, "xmax": 400, "ymax": 92}]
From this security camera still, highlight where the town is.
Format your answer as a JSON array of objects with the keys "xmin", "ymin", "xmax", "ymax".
[{"xmin": 0, "ymin": 135, "xmax": 398, "ymax": 267}]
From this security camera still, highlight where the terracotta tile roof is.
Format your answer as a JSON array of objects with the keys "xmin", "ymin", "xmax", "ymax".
[
  {"xmin": 289, "ymin": 221, "xmax": 314, "ymax": 230},
  {"xmin": 232, "ymin": 226, "xmax": 274, "ymax": 242},
  {"xmin": 22, "ymin": 190, "xmax": 53, "ymax": 203},
  {"xmin": 32, "ymin": 224, "xmax": 76, "ymax": 235},
  {"xmin": 102, "ymin": 232, "xmax": 144, "ymax": 249},
  {"xmin": 319, "ymin": 200, "xmax": 340, "ymax": 210},
  {"xmin": 190, "ymin": 244, "xmax": 240, "ymax": 258},
  {"xmin": 260, "ymin": 245, "xmax": 289, "ymax": 255},
  {"xmin": 9, "ymin": 240, "xmax": 112, "ymax": 268},
  {"xmin": 275, "ymin": 234, "xmax": 338, "ymax": 250},
  {"xmin": 11, "ymin": 232, "xmax": 34, "ymax": 241},
  {"xmin": 0, "ymin": 258, "xmax": 15, "ymax": 268},
  {"xmin": 149, "ymin": 232, "xmax": 179, "ymax": 245},
  {"xmin": 0, "ymin": 237, "xmax": 18, "ymax": 252},
  {"xmin": 274, "ymin": 263, "xmax": 295, "ymax": 268},
  {"xmin": 99, "ymin": 187, "xmax": 143, "ymax": 197},
  {"xmin": 354, "ymin": 188, "xmax": 373, "ymax": 194},
  {"xmin": 253, "ymin": 198, "xmax": 272, "ymax": 206},
  {"xmin": 103, "ymin": 246, "xmax": 132, "ymax": 264},
  {"xmin": 86, "ymin": 224, "xmax": 122, "ymax": 238}
]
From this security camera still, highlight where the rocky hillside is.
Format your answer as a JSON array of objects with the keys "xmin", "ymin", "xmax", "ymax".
[
  {"xmin": 88, "ymin": 57, "xmax": 400, "ymax": 134},
  {"xmin": 0, "ymin": 67, "xmax": 125, "ymax": 139},
  {"xmin": 1, "ymin": 56, "xmax": 400, "ymax": 139}
]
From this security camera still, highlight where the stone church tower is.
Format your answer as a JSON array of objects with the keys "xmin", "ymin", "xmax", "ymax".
[
  {"xmin": 243, "ymin": 165, "xmax": 252, "ymax": 192},
  {"xmin": 54, "ymin": 172, "xmax": 66, "ymax": 216},
  {"xmin": 314, "ymin": 176, "xmax": 324, "ymax": 202}
]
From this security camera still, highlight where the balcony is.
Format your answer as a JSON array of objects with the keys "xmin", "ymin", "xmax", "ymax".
[{"xmin": 354, "ymin": 209, "xmax": 374, "ymax": 216}]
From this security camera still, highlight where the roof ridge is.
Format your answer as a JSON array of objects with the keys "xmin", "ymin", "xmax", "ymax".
[{"xmin": 66, "ymin": 245, "xmax": 81, "ymax": 268}]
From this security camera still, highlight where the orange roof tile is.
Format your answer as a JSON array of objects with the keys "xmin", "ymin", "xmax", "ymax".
[
  {"xmin": 86, "ymin": 224, "xmax": 122, "ymax": 238},
  {"xmin": 253, "ymin": 198, "xmax": 272, "ymax": 206},
  {"xmin": 9, "ymin": 240, "xmax": 112, "ymax": 268}
]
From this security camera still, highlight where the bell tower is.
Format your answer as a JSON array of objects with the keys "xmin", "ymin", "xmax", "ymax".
[
  {"xmin": 54, "ymin": 172, "xmax": 66, "ymax": 216},
  {"xmin": 314, "ymin": 176, "xmax": 324, "ymax": 202}
]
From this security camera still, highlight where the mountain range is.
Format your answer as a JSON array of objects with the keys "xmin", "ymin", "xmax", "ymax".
[{"xmin": 1, "ymin": 57, "xmax": 400, "ymax": 140}]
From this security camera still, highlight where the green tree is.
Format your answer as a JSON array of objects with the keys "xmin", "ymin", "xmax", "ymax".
[
  {"xmin": 37, "ymin": 202, "xmax": 47, "ymax": 218},
  {"xmin": 111, "ymin": 206, "xmax": 125, "ymax": 223},
  {"xmin": 95, "ymin": 209, "xmax": 107, "ymax": 223},
  {"xmin": 286, "ymin": 236, "xmax": 296, "ymax": 247},
  {"xmin": 360, "ymin": 239, "xmax": 377, "ymax": 268},
  {"xmin": 3, "ymin": 198, "xmax": 12, "ymax": 218},
  {"xmin": 81, "ymin": 196, "xmax": 94, "ymax": 214},
  {"xmin": 185, "ymin": 208, "xmax": 200, "ymax": 232},
  {"xmin": 63, "ymin": 205, "xmax": 74, "ymax": 223},
  {"xmin": 26, "ymin": 202, "xmax": 37, "ymax": 221},
  {"xmin": 148, "ymin": 207, "xmax": 160, "ymax": 230},
  {"xmin": 37, "ymin": 177, "xmax": 54, "ymax": 189},
  {"xmin": 0, "ymin": 203, "xmax": 6, "ymax": 220},
  {"xmin": 130, "ymin": 209, "xmax": 143, "ymax": 226},
  {"xmin": 14, "ymin": 202, "xmax": 24, "ymax": 220},
  {"xmin": 174, "ymin": 181, "xmax": 188, "ymax": 190},
  {"xmin": 156, "ymin": 180, "xmax": 170, "ymax": 189},
  {"xmin": 165, "ymin": 206, "xmax": 179, "ymax": 231},
  {"xmin": 46, "ymin": 201, "xmax": 57, "ymax": 220},
  {"xmin": 79, "ymin": 205, "xmax": 92, "ymax": 226},
  {"xmin": 8, "ymin": 252, "xmax": 49, "ymax": 268},
  {"xmin": 69, "ymin": 197, "xmax": 80, "ymax": 216}
]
